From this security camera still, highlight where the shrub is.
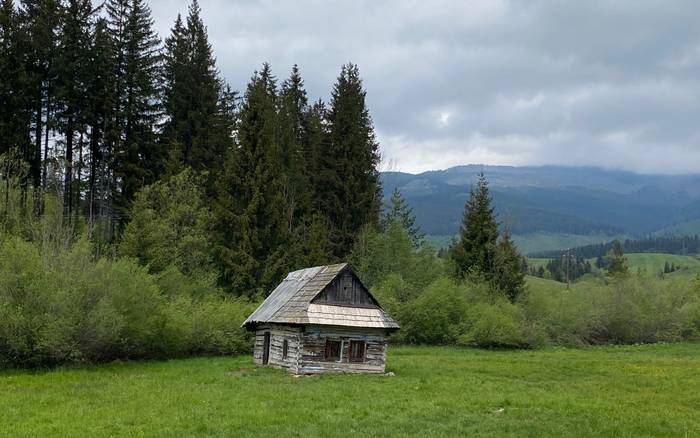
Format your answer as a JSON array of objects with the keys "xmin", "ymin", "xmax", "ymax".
[
  {"xmin": 458, "ymin": 301, "xmax": 546, "ymax": 348},
  {"xmin": 0, "ymin": 236, "xmax": 254, "ymax": 368},
  {"xmin": 119, "ymin": 170, "xmax": 215, "ymax": 278}
]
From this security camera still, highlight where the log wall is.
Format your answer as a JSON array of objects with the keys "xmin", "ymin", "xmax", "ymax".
[
  {"xmin": 253, "ymin": 325, "xmax": 302, "ymax": 372},
  {"xmin": 253, "ymin": 324, "xmax": 389, "ymax": 374},
  {"xmin": 298, "ymin": 325, "xmax": 387, "ymax": 374}
]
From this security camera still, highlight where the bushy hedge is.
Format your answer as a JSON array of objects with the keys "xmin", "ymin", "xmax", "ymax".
[
  {"xmin": 353, "ymin": 224, "xmax": 700, "ymax": 348},
  {"xmin": 523, "ymin": 275, "xmax": 700, "ymax": 345},
  {"xmin": 0, "ymin": 238, "xmax": 255, "ymax": 368}
]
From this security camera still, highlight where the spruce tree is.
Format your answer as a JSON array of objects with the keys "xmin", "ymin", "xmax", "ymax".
[
  {"xmin": 162, "ymin": 0, "xmax": 229, "ymax": 187},
  {"xmin": 0, "ymin": 0, "xmax": 33, "ymax": 163},
  {"xmin": 451, "ymin": 172, "xmax": 499, "ymax": 279},
  {"xmin": 382, "ymin": 187, "xmax": 424, "ymax": 247},
  {"xmin": 304, "ymin": 98, "xmax": 329, "ymax": 210},
  {"xmin": 493, "ymin": 227, "xmax": 526, "ymax": 302},
  {"xmin": 278, "ymin": 64, "xmax": 312, "ymax": 227},
  {"xmin": 106, "ymin": 0, "xmax": 162, "ymax": 218},
  {"xmin": 84, "ymin": 17, "xmax": 114, "ymax": 230},
  {"xmin": 20, "ymin": 0, "xmax": 61, "ymax": 190},
  {"xmin": 55, "ymin": 0, "xmax": 94, "ymax": 216},
  {"xmin": 606, "ymin": 239, "xmax": 629, "ymax": 276},
  {"xmin": 213, "ymin": 64, "xmax": 290, "ymax": 296},
  {"xmin": 320, "ymin": 63, "xmax": 381, "ymax": 258}
]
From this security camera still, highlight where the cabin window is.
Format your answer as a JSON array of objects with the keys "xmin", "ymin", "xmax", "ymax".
[
  {"xmin": 282, "ymin": 340, "xmax": 288, "ymax": 359},
  {"xmin": 324, "ymin": 339, "xmax": 341, "ymax": 361},
  {"xmin": 348, "ymin": 341, "xmax": 366, "ymax": 363}
]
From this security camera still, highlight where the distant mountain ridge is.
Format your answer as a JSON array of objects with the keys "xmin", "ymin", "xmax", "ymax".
[{"xmin": 380, "ymin": 165, "xmax": 700, "ymax": 249}]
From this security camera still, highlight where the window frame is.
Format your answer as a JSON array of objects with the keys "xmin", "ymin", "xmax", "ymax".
[
  {"xmin": 324, "ymin": 339, "xmax": 342, "ymax": 362},
  {"xmin": 282, "ymin": 339, "xmax": 288, "ymax": 359},
  {"xmin": 348, "ymin": 340, "xmax": 366, "ymax": 363}
]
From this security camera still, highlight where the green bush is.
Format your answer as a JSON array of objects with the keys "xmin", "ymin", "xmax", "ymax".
[
  {"xmin": 458, "ymin": 301, "xmax": 546, "ymax": 348},
  {"xmin": 119, "ymin": 170, "xmax": 215, "ymax": 278},
  {"xmin": 0, "ymin": 236, "xmax": 254, "ymax": 368}
]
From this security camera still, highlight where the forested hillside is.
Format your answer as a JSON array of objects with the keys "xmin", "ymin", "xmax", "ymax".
[{"xmin": 382, "ymin": 166, "xmax": 700, "ymax": 253}]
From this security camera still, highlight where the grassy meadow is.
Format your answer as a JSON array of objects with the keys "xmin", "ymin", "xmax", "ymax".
[
  {"xmin": 528, "ymin": 252, "xmax": 700, "ymax": 276},
  {"xmin": 2, "ymin": 344, "xmax": 700, "ymax": 437},
  {"xmin": 427, "ymin": 232, "xmax": 628, "ymax": 254}
]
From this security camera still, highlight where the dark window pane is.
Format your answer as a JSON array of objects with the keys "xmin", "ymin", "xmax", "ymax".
[
  {"xmin": 324, "ymin": 339, "xmax": 341, "ymax": 361},
  {"xmin": 349, "ymin": 341, "xmax": 365, "ymax": 362},
  {"xmin": 282, "ymin": 340, "xmax": 288, "ymax": 359}
]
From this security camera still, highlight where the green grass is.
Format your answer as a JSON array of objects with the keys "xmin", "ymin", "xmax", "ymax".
[
  {"xmin": 526, "ymin": 257, "xmax": 549, "ymax": 269},
  {"xmin": 528, "ymin": 253, "xmax": 700, "ymax": 280},
  {"xmin": 624, "ymin": 253, "xmax": 700, "ymax": 275},
  {"xmin": 427, "ymin": 232, "xmax": 627, "ymax": 254},
  {"xmin": 3, "ymin": 345, "xmax": 700, "ymax": 437},
  {"xmin": 512, "ymin": 232, "xmax": 627, "ymax": 255}
]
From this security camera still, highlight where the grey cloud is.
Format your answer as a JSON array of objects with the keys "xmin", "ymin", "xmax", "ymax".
[{"xmin": 148, "ymin": 0, "xmax": 700, "ymax": 174}]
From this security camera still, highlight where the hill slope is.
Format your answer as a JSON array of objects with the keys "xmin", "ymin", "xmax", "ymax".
[{"xmin": 382, "ymin": 165, "xmax": 700, "ymax": 253}]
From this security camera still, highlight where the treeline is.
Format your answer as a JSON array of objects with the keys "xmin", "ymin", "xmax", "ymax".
[
  {"xmin": 0, "ymin": 0, "xmax": 381, "ymax": 297},
  {"xmin": 353, "ymin": 209, "xmax": 700, "ymax": 348},
  {"xmin": 528, "ymin": 240, "xmax": 630, "ymax": 283},
  {"xmin": 527, "ymin": 255, "xmax": 593, "ymax": 283},
  {"xmin": 533, "ymin": 235, "xmax": 700, "ymax": 259}
]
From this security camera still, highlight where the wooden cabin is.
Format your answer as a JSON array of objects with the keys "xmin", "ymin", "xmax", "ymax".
[{"xmin": 242, "ymin": 263, "xmax": 399, "ymax": 374}]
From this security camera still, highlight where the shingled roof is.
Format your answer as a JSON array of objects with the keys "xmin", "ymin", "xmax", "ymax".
[{"xmin": 243, "ymin": 263, "xmax": 399, "ymax": 330}]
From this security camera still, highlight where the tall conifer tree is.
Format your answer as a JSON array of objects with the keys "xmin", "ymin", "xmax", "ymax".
[
  {"xmin": 20, "ymin": 0, "xmax": 61, "ymax": 190},
  {"xmin": 320, "ymin": 63, "xmax": 381, "ymax": 258},
  {"xmin": 451, "ymin": 172, "xmax": 499, "ymax": 279},
  {"xmin": 213, "ymin": 64, "xmax": 289, "ymax": 296},
  {"xmin": 162, "ymin": 0, "xmax": 231, "ymax": 189},
  {"xmin": 382, "ymin": 187, "xmax": 424, "ymax": 247},
  {"xmin": 493, "ymin": 227, "xmax": 526, "ymax": 302},
  {"xmin": 0, "ymin": 0, "xmax": 33, "ymax": 161},
  {"xmin": 84, "ymin": 17, "xmax": 114, "ymax": 228},
  {"xmin": 55, "ymin": 0, "xmax": 93, "ymax": 215},
  {"xmin": 106, "ymin": 0, "xmax": 162, "ymax": 217},
  {"xmin": 278, "ymin": 64, "xmax": 313, "ymax": 230}
]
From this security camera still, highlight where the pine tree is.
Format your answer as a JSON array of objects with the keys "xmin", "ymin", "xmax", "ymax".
[
  {"xmin": 55, "ymin": 0, "xmax": 94, "ymax": 216},
  {"xmin": 606, "ymin": 239, "xmax": 629, "ymax": 276},
  {"xmin": 278, "ymin": 64, "xmax": 312, "ymax": 228},
  {"xmin": 213, "ymin": 64, "xmax": 290, "ymax": 296},
  {"xmin": 304, "ymin": 98, "xmax": 329, "ymax": 210},
  {"xmin": 320, "ymin": 63, "xmax": 381, "ymax": 258},
  {"xmin": 451, "ymin": 172, "xmax": 499, "ymax": 279},
  {"xmin": 84, "ymin": 17, "xmax": 114, "ymax": 232},
  {"xmin": 493, "ymin": 227, "xmax": 526, "ymax": 302},
  {"xmin": 161, "ymin": 0, "xmax": 231, "ymax": 191},
  {"xmin": 106, "ymin": 0, "xmax": 162, "ymax": 218},
  {"xmin": 382, "ymin": 187, "xmax": 424, "ymax": 247},
  {"xmin": 20, "ymin": 0, "xmax": 61, "ymax": 191},
  {"xmin": 0, "ymin": 0, "xmax": 33, "ymax": 163}
]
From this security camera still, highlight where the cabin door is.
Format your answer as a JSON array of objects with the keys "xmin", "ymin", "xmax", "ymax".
[{"xmin": 262, "ymin": 332, "xmax": 270, "ymax": 365}]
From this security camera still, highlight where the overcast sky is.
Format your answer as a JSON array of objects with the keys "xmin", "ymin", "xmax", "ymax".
[{"xmin": 148, "ymin": 0, "xmax": 700, "ymax": 175}]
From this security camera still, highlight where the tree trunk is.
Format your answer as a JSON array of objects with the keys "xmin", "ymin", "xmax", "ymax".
[
  {"xmin": 42, "ymin": 93, "xmax": 51, "ymax": 189},
  {"xmin": 63, "ymin": 117, "xmax": 74, "ymax": 218},
  {"xmin": 75, "ymin": 131, "xmax": 83, "ymax": 222}
]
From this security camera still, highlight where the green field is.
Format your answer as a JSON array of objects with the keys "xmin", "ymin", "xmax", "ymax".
[
  {"xmin": 528, "ymin": 252, "xmax": 700, "ymax": 277},
  {"xmin": 624, "ymin": 253, "xmax": 700, "ymax": 274},
  {"xmin": 427, "ymin": 232, "xmax": 627, "ymax": 254},
  {"xmin": 3, "ymin": 345, "xmax": 700, "ymax": 437}
]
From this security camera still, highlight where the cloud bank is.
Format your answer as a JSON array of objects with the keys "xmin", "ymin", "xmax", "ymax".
[{"xmin": 148, "ymin": 0, "xmax": 700, "ymax": 174}]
